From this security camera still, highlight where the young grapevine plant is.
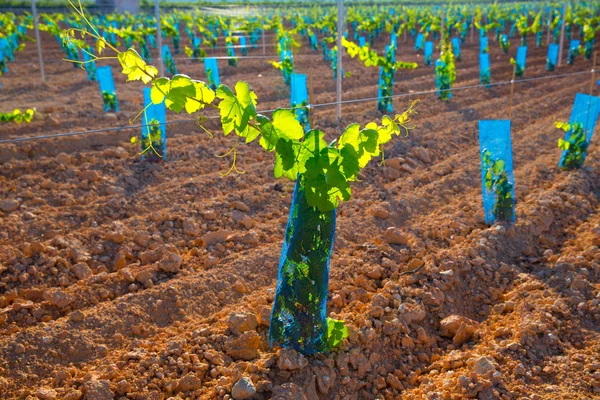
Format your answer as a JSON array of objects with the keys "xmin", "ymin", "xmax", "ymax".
[
  {"xmin": 63, "ymin": 0, "xmax": 419, "ymax": 213},
  {"xmin": 0, "ymin": 108, "xmax": 35, "ymax": 124},
  {"xmin": 482, "ymin": 149, "xmax": 515, "ymax": 223},
  {"xmin": 435, "ymin": 41, "xmax": 456, "ymax": 101},
  {"xmin": 556, "ymin": 121, "xmax": 589, "ymax": 170},
  {"xmin": 341, "ymin": 37, "xmax": 417, "ymax": 112}
]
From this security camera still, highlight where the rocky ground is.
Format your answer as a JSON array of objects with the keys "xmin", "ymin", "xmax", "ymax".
[{"xmin": 0, "ymin": 26, "xmax": 599, "ymax": 400}]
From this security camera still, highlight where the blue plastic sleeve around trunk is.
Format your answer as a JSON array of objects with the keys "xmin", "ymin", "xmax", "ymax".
[
  {"xmin": 547, "ymin": 44, "xmax": 559, "ymax": 70},
  {"xmin": 451, "ymin": 37, "xmax": 460, "ymax": 59},
  {"xmin": 162, "ymin": 45, "xmax": 178, "ymax": 75},
  {"xmin": 478, "ymin": 120, "xmax": 516, "ymax": 225},
  {"xmin": 480, "ymin": 53, "xmax": 491, "ymax": 86},
  {"xmin": 82, "ymin": 50, "xmax": 97, "ymax": 81},
  {"xmin": 480, "ymin": 36, "xmax": 489, "ymax": 54},
  {"xmin": 141, "ymin": 87, "xmax": 168, "ymax": 162},
  {"xmin": 290, "ymin": 73, "xmax": 309, "ymax": 131},
  {"xmin": 268, "ymin": 178, "xmax": 336, "ymax": 355},
  {"xmin": 414, "ymin": 33, "xmax": 424, "ymax": 51},
  {"xmin": 203, "ymin": 57, "xmax": 220, "ymax": 90},
  {"xmin": 516, "ymin": 46, "xmax": 527, "ymax": 70},
  {"xmin": 359, "ymin": 36, "xmax": 366, "ymax": 48},
  {"xmin": 97, "ymin": 66, "xmax": 119, "ymax": 112},
  {"xmin": 424, "ymin": 41, "xmax": 433, "ymax": 66},
  {"xmin": 559, "ymin": 93, "xmax": 600, "ymax": 169}
]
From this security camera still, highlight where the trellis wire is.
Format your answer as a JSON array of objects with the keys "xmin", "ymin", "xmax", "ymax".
[{"xmin": 0, "ymin": 69, "xmax": 592, "ymax": 145}]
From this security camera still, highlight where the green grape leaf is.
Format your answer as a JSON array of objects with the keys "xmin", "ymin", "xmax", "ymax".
[
  {"xmin": 256, "ymin": 114, "xmax": 279, "ymax": 151},
  {"xmin": 339, "ymin": 143, "xmax": 360, "ymax": 181},
  {"xmin": 327, "ymin": 318, "xmax": 349, "ymax": 350},
  {"xmin": 338, "ymin": 123, "xmax": 379, "ymax": 168},
  {"xmin": 272, "ymin": 109, "xmax": 304, "ymax": 141},
  {"xmin": 216, "ymin": 82, "xmax": 257, "ymax": 137},
  {"xmin": 303, "ymin": 147, "xmax": 351, "ymax": 211},
  {"xmin": 184, "ymin": 81, "xmax": 216, "ymax": 113},
  {"xmin": 297, "ymin": 130, "xmax": 328, "ymax": 174},
  {"xmin": 274, "ymin": 138, "xmax": 299, "ymax": 180},
  {"xmin": 117, "ymin": 48, "xmax": 158, "ymax": 84},
  {"xmin": 161, "ymin": 74, "xmax": 196, "ymax": 113}
]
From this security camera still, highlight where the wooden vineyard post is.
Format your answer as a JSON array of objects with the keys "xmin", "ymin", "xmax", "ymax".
[
  {"xmin": 336, "ymin": 0, "xmax": 344, "ymax": 121},
  {"xmin": 31, "ymin": 0, "xmax": 45, "ymax": 82},
  {"xmin": 309, "ymin": 68, "xmax": 315, "ymax": 128},
  {"xmin": 262, "ymin": 21, "xmax": 266, "ymax": 55},
  {"xmin": 590, "ymin": 51, "xmax": 597, "ymax": 95},
  {"xmin": 558, "ymin": 5, "xmax": 566, "ymax": 67},
  {"xmin": 155, "ymin": 0, "xmax": 164, "ymax": 76},
  {"xmin": 509, "ymin": 64, "xmax": 516, "ymax": 119}
]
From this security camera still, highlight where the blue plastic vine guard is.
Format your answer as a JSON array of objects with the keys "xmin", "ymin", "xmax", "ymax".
[
  {"xmin": 0, "ymin": 39, "xmax": 12, "ymax": 61},
  {"xmin": 451, "ymin": 37, "xmax": 460, "ymax": 60},
  {"xmin": 239, "ymin": 36, "xmax": 248, "ymax": 55},
  {"xmin": 547, "ymin": 44, "xmax": 559, "ymax": 70},
  {"xmin": 359, "ymin": 36, "xmax": 366, "ymax": 48},
  {"xmin": 478, "ymin": 120, "xmax": 516, "ymax": 225},
  {"xmin": 269, "ymin": 179, "xmax": 336, "ymax": 355},
  {"xmin": 415, "ymin": 33, "xmax": 424, "ymax": 51},
  {"xmin": 290, "ymin": 73, "xmax": 309, "ymax": 131},
  {"xmin": 0, "ymin": 47, "xmax": 7, "ymax": 73},
  {"xmin": 567, "ymin": 40, "xmax": 580, "ymax": 64},
  {"xmin": 141, "ymin": 87, "xmax": 167, "ymax": 162},
  {"xmin": 558, "ymin": 93, "xmax": 600, "ymax": 169},
  {"xmin": 516, "ymin": 46, "xmax": 527, "ymax": 72},
  {"xmin": 193, "ymin": 37, "xmax": 201, "ymax": 51},
  {"xmin": 82, "ymin": 50, "xmax": 96, "ymax": 81},
  {"xmin": 424, "ymin": 41, "xmax": 433, "ymax": 66},
  {"xmin": 480, "ymin": 36, "xmax": 489, "ymax": 54},
  {"xmin": 162, "ymin": 45, "xmax": 177, "ymax": 75},
  {"xmin": 479, "ymin": 53, "xmax": 491, "ymax": 87},
  {"xmin": 97, "ymin": 66, "xmax": 119, "ymax": 112},
  {"xmin": 390, "ymin": 33, "xmax": 397, "ymax": 47},
  {"xmin": 203, "ymin": 57, "xmax": 220, "ymax": 90}
]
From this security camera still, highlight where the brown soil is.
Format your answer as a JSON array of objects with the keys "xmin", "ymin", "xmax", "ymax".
[{"xmin": 0, "ymin": 29, "xmax": 599, "ymax": 400}]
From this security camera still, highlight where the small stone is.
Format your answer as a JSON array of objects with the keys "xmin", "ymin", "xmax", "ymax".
[
  {"xmin": 366, "ymin": 266, "xmax": 383, "ymax": 279},
  {"xmin": 473, "ymin": 356, "xmax": 497, "ymax": 376},
  {"xmin": 202, "ymin": 230, "xmax": 232, "ymax": 247},
  {"xmin": 71, "ymin": 262, "xmax": 93, "ymax": 280},
  {"xmin": 44, "ymin": 288, "xmax": 75, "ymax": 308},
  {"xmin": 231, "ymin": 377, "xmax": 256, "ymax": 400},
  {"xmin": 204, "ymin": 256, "xmax": 219, "ymax": 268},
  {"xmin": 440, "ymin": 315, "xmax": 479, "ymax": 346},
  {"xmin": 135, "ymin": 269, "xmax": 154, "ymax": 284},
  {"xmin": 0, "ymin": 199, "xmax": 20, "ymax": 213},
  {"xmin": 234, "ymin": 201, "xmax": 250, "ymax": 212},
  {"xmin": 233, "ymin": 281, "xmax": 247, "ymax": 293},
  {"xmin": 256, "ymin": 305, "xmax": 271, "ymax": 327},
  {"xmin": 134, "ymin": 234, "xmax": 151, "ymax": 248},
  {"xmin": 272, "ymin": 383, "xmax": 306, "ymax": 399},
  {"xmin": 278, "ymin": 348, "xmax": 308, "ymax": 371},
  {"xmin": 79, "ymin": 170, "xmax": 100, "ymax": 183},
  {"xmin": 35, "ymin": 387, "xmax": 57, "ymax": 400},
  {"xmin": 406, "ymin": 258, "xmax": 424, "ymax": 271},
  {"xmin": 383, "ymin": 227, "xmax": 409, "ymax": 245},
  {"xmin": 63, "ymin": 389, "xmax": 83, "ymax": 400},
  {"xmin": 70, "ymin": 310, "xmax": 85, "ymax": 322},
  {"xmin": 371, "ymin": 207, "xmax": 389, "ymax": 219},
  {"xmin": 176, "ymin": 373, "xmax": 203, "ymax": 392},
  {"xmin": 224, "ymin": 331, "xmax": 260, "ymax": 361},
  {"xmin": 84, "ymin": 380, "xmax": 114, "ymax": 400},
  {"xmin": 228, "ymin": 311, "xmax": 258, "ymax": 336},
  {"xmin": 159, "ymin": 253, "xmax": 183, "ymax": 273},
  {"xmin": 30, "ymin": 241, "xmax": 46, "ymax": 253},
  {"xmin": 183, "ymin": 219, "xmax": 200, "ymax": 236}
]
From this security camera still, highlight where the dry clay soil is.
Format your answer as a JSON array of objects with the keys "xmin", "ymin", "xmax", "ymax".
[{"xmin": 0, "ymin": 28, "xmax": 600, "ymax": 400}]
